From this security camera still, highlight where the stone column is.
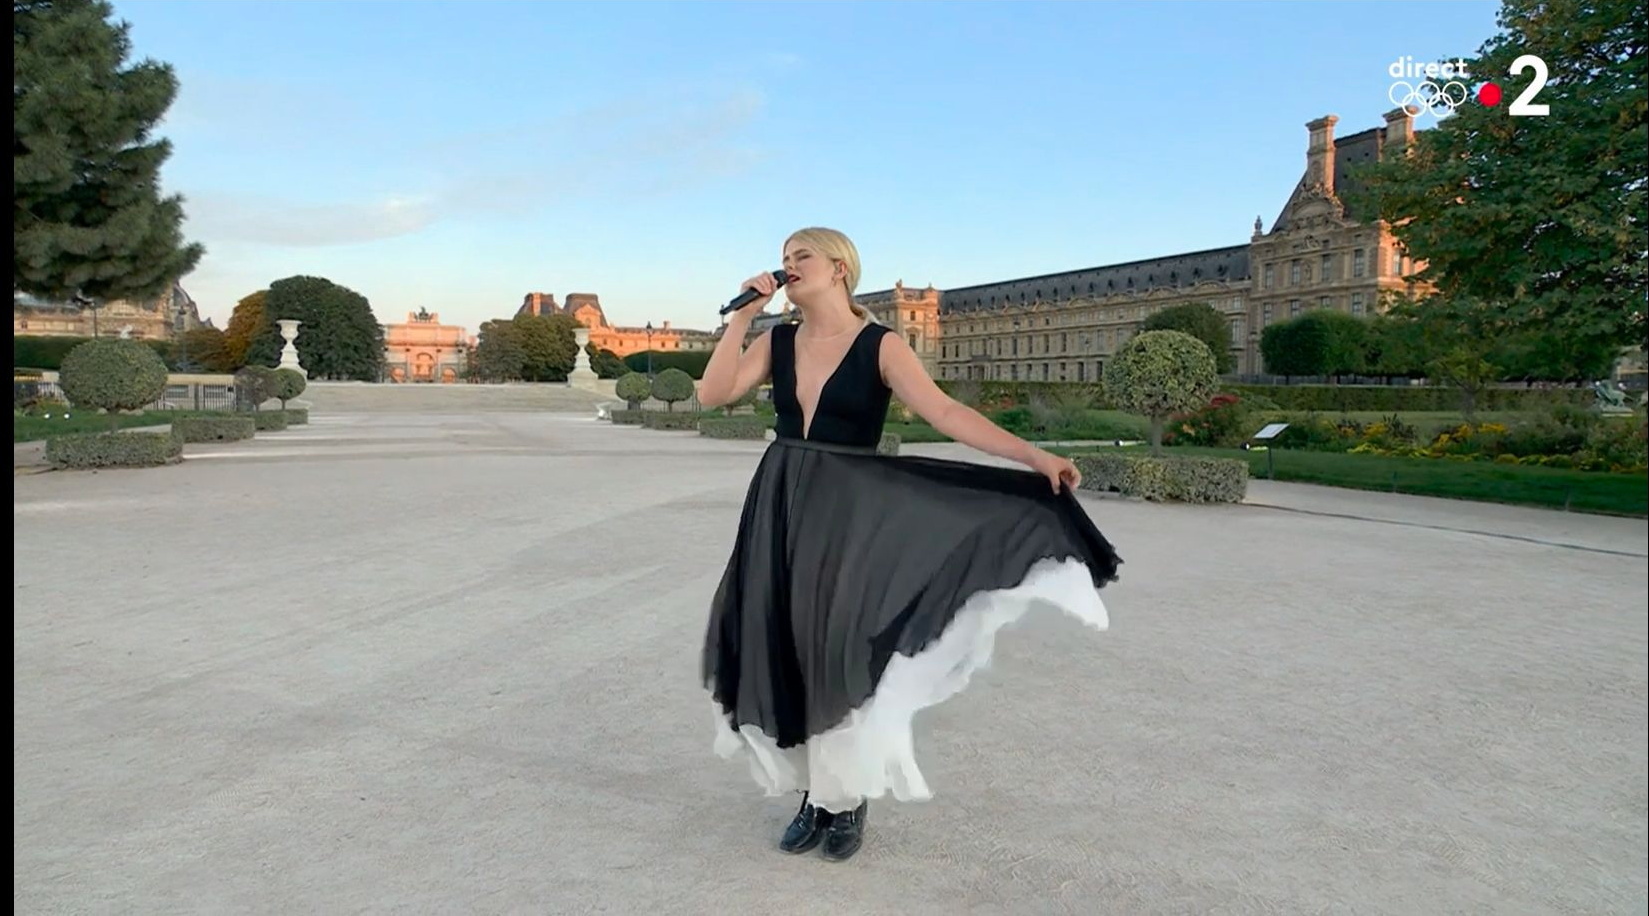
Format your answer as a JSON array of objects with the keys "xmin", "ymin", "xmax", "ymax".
[{"xmin": 277, "ymin": 319, "xmax": 307, "ymax": 378}]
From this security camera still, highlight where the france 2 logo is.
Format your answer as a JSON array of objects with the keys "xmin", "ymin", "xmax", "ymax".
[{"xmin": 1388, "ymin": 54, "xmax": 1551, "ymax": 118}]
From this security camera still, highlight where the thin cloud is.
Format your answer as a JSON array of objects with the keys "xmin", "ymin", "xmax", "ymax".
[
  {"xmin": 184, "ymin": 192, "xmax": 437, "ymax": 247},
  {"xmin": 175, "ymin": 85, "xmax": 771, "ymax": 247}
]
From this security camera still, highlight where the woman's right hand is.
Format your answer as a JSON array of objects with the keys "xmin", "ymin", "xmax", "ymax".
[{"xmin": 732, "ymin": 272, "xmax": 780, "ymax": 317}]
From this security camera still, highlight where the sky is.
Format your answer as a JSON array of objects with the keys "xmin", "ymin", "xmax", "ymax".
[{"xmin": 107, "ymin": 0, "xmax": 1506, "ymax": 334}]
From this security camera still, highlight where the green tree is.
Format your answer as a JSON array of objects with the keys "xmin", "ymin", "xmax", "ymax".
[
  {"xmin": 1102, "ymin": 329, "xmax": 1218, "ymax": 455},
  {"xmin": 588, "ymin": 345, "xmax": 627, "ymax": 379},
  {"xmin": 1140, "ymin": 302, "xmax": 1235, "ymax": 373},
  {"xmin": 1391, "ymin": 292, "xmax": 1512, "ymax": 419},
  {"xmin": 512, "ymin": 313, "xmax": 579, "ymax": 382},
  {"xmin": 1260, "ymin": 321, "xmax": 1309, "ymax": 377},
  {"xmin": 13, "ymin": 0, "xmax": 204, "ymax": 301},
  {"xmin": 271, "ymin": 368, "xmax": 306, "ymax": 408},
  {"xmin": 1310, "ymin": 310, "xmax": 1371, "ymax": 379},
  {"xmin": 650, "ymin": 367, "xmax": 697, "ymax": 412},
  {"xmin": 1343, "ymin": 0, "xmax": 1647, "ymax": 355},
  {"xmin": 473, "ymin": 319, "xmax": 526, "ymax": 381},
  {"xmin": 614, "ymin": 371, "xmax": 651, "ymax": 408},
  {"xmin": 1364, "ymin": 313, "xmax": 1430, "ymax": 380},
  {"xmin": 247, "ymin": 276, "xmax": 385, "ymax": 381}
]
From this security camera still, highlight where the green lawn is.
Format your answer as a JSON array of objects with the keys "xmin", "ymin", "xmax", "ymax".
[
  {"xmin": 1051, "ymin": 444, "xmax": 1647, "ymax": 517},
  {"xmin": 13, "ymin": 409, "xmax": 228, "ymax": 443}
]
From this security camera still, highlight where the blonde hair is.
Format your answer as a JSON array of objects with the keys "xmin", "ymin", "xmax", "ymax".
[{"xmin": 785, "ymin": 226, "xmax": 872, "ymax": 321}]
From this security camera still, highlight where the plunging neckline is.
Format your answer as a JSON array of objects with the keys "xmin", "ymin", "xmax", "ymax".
[{"xmin": 794, "ymin": 323, "xmax": 872, "ymax": 441}]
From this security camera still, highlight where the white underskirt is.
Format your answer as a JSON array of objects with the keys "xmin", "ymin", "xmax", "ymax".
[{"xmin": 709, "ymin": 556, "xmax": 1109, "ymax": 813}]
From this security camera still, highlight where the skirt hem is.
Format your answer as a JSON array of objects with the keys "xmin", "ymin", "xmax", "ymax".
[{"xmin": 708, "ymin": 555, "xmax": 1107, "ymax": 811}]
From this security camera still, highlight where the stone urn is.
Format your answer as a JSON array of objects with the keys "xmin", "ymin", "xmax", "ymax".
[{"xmin": 277, "ymin": 319, "xmax": 307, "ymax": 378}]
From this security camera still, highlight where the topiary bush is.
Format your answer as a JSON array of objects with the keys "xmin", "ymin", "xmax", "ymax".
[
  {"xmin": 651, "ymin": 367, "xmax": 696, "ymax": 412},
  {"xmin": 46, "ymin": 429, "xmax": 183, "ymax": 470},
  {"xmin": 234, "ymin": 365, "xmax": 277, "ymax": 410},
  {"xmin": 173, "ymin": 416, "xmax": 256, "ymax": 443},
  {"xmin": 609, "ymin": 409, "xmax": 647, "ymax": 425},
  {"xmin": 57, "ymin": 339, "xmax": 170, "ymax": 430},
  {"xmin": 1103, "ymin": 330, "xmax": 1218, "ymax": 455},
  {"xmin": 252, "ymin": 411, "xmax": 289, "ymax": 431},
  {"xmin": 282, "ymin": 408, "xmax": 309, "ymax": 425},
  {"xmin": 1073, "ymin": 453, "xmax": 1248, "ymax": 503},
  {"xmin": 615, "ymin": 372, "xmax": 652, "ymax": 409},
  {"xmin": 272, "ymin": 368, "xmax": 307, "ymax": 407}
]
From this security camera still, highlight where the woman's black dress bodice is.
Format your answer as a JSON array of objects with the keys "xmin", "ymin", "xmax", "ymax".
[{"xmin": 770, "ymin": 322, "xmax": 894, "ymax": 449}]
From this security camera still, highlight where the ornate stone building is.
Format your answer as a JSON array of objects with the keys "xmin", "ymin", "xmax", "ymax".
[
  {"xmin": 13, "ymin": 282, "xmax": 208, "ymax": 340},
  {"xmin": 516, "ymin": 291, "xmax": 717, "ymax": 356},
  {"xmin": 383, "ymin": 308, "xmax": 471, "ymax": 383},
  {"xmin": 935, "ymin": 108, "xmax": 1431, "ymax": 381},
  {"xmin": 854, "ymin": 281, "xmax": 942, "ymax": 374},
  {"xmin": 714, "ymin": 109, "xmax": 1429, "ymax": 384}
]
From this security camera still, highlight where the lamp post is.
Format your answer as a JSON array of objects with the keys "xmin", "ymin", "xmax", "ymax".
[
  {"xmin": 73, "ymin": 292, "xmax": 98, "ymax": 338},
  {"xmin": 645, "ymin": 321, "xmax": 654, "ymax": 378}
]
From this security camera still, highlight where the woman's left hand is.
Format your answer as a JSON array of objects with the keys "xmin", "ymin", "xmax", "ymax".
[{"xmin": 1029, "ymin": 449, "xmax": 1081, "ymax": 493}]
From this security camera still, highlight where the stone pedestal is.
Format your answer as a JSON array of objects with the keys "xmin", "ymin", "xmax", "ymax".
[
  {"xmin": 277, "ymin": 320, "xmax": 307, "ymax": 378},
  {"xmin": 569, "ymin": 326, "xmax": 599, "ymax": 390}
]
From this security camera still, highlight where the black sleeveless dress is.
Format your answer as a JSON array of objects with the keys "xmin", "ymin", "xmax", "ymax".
[{"xmin": 701, "ymin": 321, "xmax": 1121, "ymax": 813}]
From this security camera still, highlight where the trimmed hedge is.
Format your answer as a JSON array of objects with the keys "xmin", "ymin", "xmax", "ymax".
[
  {"xmin": 700, "ymin": 417, "xmax": 768, "ymax": 439},
  {"xmin": 173, "ymin": 416, "xmax": 255, "ymax": 443},
  {"xmin": 283, "ymin": 408, "xmax": 309, "ymax": 425},
  {"xmin": 642, "ymin": 411, "xmax": 701, "ymax": 431},
  {"xmin": 15, "ymin": 335, "xmax": 172, "ymax": 372},
  {"xmin": 933, "ymin": 379, "xmax": 1594, "ymax": 414},
  {"xmin": 1073, "ymin": 452, "xmax": 1248, "ymax": 503},
  {"xmin": 46, "ymin": 429, "xmax": 184, "ymax": 470},
  {"xmin": 610, "ymin": 409, "xmax": 647, "ymax": 425},
  {"xmin": 1225, "ymin": 383, "xmax": 1591, "ymax": 413},
  {"xmin": 252, "ymin": 411, "xmax": 289, "ymax": 431}
]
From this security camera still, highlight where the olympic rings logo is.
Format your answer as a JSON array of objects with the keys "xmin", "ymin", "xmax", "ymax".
[{"xmin": 1388, "ymin": 80, "xmax": 1470, "ymax": 117}]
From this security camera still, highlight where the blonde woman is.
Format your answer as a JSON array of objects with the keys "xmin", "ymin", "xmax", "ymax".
[{"xmin": 698, "ymin": 227, "xmax": 1120, "ymax": 863}]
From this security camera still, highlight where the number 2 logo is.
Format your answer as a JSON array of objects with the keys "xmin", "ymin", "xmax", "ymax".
[{"xmin": 1509, "ymin": 54, "xmax": 1550, "ymax": 116}]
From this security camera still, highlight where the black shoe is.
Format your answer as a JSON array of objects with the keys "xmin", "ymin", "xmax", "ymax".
[
  {"xmin": 820, "ymin": 800, "xmax": 867, "ymax": 862},
  {"xmin": 778, "ymin": 794, "xmax": 833, "ymax": 854}
]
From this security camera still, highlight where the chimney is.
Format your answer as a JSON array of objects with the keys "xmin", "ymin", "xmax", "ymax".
[
  {"xmin": 1305, "ymin": 115, "xmax": 1339, "ymax": 192},
  {"xmin": 1382, "ymin": 107, "xmax": 1415, "ymax": 153}
]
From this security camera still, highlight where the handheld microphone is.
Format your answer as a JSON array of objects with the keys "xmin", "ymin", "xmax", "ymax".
[{"xmin": 719, "ymin": 270, "xmax": 787, "ymax": 317}]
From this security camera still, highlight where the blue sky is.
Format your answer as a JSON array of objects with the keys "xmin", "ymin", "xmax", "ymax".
[{"xmin": 110, "ymin": 0, "xmax": 1505, "ymax": 333}]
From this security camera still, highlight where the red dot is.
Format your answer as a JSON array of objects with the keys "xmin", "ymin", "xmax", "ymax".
[{"xmin": 1478, "ymin": 82, "xmax": 1502, "ymax": 106}]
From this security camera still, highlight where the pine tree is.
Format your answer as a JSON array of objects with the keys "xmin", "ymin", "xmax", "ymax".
[{"xmin": 14, "ymin": 0, "xmax": 204, "ymax": 301}]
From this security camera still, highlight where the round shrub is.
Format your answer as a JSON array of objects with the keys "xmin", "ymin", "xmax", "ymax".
[
  {"xmin": 272, "ymin": 368, "xmax": 307, "ymax": 406},
  {"xmin": 615, "ymin": 372, "xmax": 652, "ymax": 408},
  {"xmin": 1103, "ymin": 330, "xmax": 1218, "ymax": 455},
  {"xmin": 651, "ymin": 367, "xmax": 696, "ymax": 411},
  {"xmin": 234, "ymin": 365, "xmax": 277, "ymax": 410},
  {"xmin": 58, "ymin": 339, "xmax": 169, "ymax": 429}
]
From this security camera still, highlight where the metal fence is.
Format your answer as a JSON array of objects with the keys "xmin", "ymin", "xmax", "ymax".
[{"xmin": 15, "ymin": 378, "xmax": 239, "ymax": 412}]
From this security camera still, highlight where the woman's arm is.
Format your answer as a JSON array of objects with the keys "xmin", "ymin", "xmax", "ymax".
[
  {"xmin": 698, "ymin": 318, "xmax": 773, "ymax": 408},
  {"xmin": 877, "ymin": 334, "xmax": 1033, "ymax": 464},
  {"xmin": 878, "ymin": 333, "xmax": 1082, "ymax": 491}
]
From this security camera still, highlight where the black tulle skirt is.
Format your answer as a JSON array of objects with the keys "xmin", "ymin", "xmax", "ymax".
[{"xmin": 701, "ymin": 436, "xmax": 1122, "ymax": 812}]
